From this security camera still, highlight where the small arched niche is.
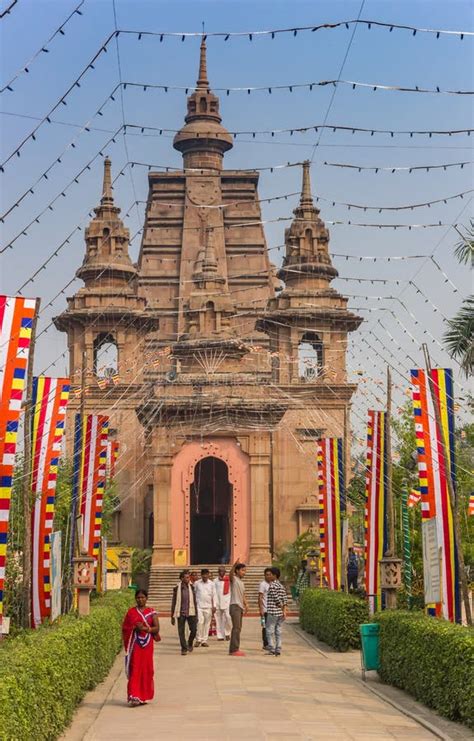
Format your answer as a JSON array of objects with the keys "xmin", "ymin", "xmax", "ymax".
[
  {"xmin": 94, "ymin": 332, "xmax": 118, "ymax": 377},
  {"xmin": 298, "ymin": 331, "xmax": 324, "ymax": 380}
]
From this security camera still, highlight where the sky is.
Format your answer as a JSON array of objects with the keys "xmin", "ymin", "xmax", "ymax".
[{"xmin": 0, "ymin": 0, "xmax": 473, "ymax": 445}]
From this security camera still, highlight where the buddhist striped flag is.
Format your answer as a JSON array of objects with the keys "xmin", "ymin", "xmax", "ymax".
[
  {"xmin": 410, "ymin": 368, "xmax": 460, "ymax": 623},
  {"xmin": 77, "ymin": 415, "xmax": 109, "ymax": 569},
  {"xmin": 408, "ymin": 489, "xmax": 421, "ymax": 508},
  {"xmin": 364, "ymin": 410, "xmax": 387, "ymax": 614},
  {"xmin": 468, "ymin": 494, "xmax": 474, "ymax": 517},
  {"xmin": 30, "ymin": 377, "xmax": 70, "ymax": 628},
  {"xmin": 0, "ymin": 295, "xmax": 37, "ymax": 620},
  {"xmin": 317, "ymin": 438, "xmax": 345, "ymax": 590},
  {"xmin": 106, "ymin": 440, "xmax": 119, "ymax": 480}
]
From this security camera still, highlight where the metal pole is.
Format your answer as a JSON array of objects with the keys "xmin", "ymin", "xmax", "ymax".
[
  {"xmin": 21, "ymin": 297, "xmax": 41, "ymax": 628},
  {"xmin": 401, "ymin": 482, "xmax": 412, "ymax": 607},
  {"xmin": 422, "ymin": 344, "xmax": 472, "ymax": 625}
]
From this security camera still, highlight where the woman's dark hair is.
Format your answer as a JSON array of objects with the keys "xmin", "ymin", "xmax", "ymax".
[
  {"xmin": 271, "ymin": 566, "xmax": 281, "ymax": 579},
  {"xmin": 135, "ymin": 588, "xmax": 148, "ymax": 598}
]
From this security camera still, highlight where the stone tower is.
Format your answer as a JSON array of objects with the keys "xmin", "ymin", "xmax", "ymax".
[{"xmin": 54, "ymin": 158, "xmax": 158, "ymax": 543}]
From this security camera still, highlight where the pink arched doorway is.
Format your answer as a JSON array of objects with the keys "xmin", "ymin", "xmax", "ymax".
[{"xmin": 171, "ymin": 438, "xmax": 250, "ymax": 564}]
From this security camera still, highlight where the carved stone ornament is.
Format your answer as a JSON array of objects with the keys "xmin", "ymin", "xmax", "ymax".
[
  {"xmin": 118, "ymin": 550, "xmax": 132, "ymax": 574},
  {"xmin": 73, "ymin": 555, "xmax": 95, "ymax": 589},
  {"xmin": 379, "ymin": 557, "xmax": 403, "ymax": 589}
]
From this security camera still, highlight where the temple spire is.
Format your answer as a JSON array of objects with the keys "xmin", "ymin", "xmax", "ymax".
[
  {"xmin": 197, "ymin": 37, "xmax": 209, "ymax": 89},
  {"xmin": 101, "ymin": 156, "xmax": 114, "ymax": 206},
  {"xmin": 300, "ymin": 160, "xmax": 313, "ymax": 207}
]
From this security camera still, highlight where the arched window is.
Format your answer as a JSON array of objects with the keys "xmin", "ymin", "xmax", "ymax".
[
  {"xmin": 102, "ymin": 227, "xmax": 111, "ymax": 255},
  {"xmin": 298, "ymin": 331, "xmax": 323, "ymax": 380},
  {"xmin": 199, "ymin": 97, "xmax": 207, "ymax": 112},
  {"xmin": 203, "ymin": 301, "xmax": 217, "ymax": 333},
  {"xmin": 304, "ymin": 228, "xmax": 314, "ymax": 254},
  {"xmin": 94, "ymin": 332, "xmax": 118, "ymax": 377}
]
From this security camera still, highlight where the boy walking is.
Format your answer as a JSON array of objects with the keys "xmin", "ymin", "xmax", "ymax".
[
  {"xmin": 194, "ymin": 568, "xmax": 216, "ymax": 647},
  {"xmin": 229, "ymin": 559, "xmax": 248, "ymax": 656},
  {"xmin": 265, "ymin": 567, "xmax": 287, "ymax": 656}
]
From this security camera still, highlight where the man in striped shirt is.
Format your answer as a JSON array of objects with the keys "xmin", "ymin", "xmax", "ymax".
[{"xmin": 265, "ymin": 567, "xmax": 287, "ymax": 656}]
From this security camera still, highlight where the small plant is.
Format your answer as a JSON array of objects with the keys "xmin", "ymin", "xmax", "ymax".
[{"xmin": 273, "ymin": 530, "xmax": 318, "ymax": 584}]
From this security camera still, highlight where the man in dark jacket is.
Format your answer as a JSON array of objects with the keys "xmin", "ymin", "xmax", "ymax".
[
  {"xmin": 347, "ymin": 548, "xmax": 359, "ymax": 591},
  {"xmin": 171, "ymin": 570, "xmax": 198, "ymax": 655}
]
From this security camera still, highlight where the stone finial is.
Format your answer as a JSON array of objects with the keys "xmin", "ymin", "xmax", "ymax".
[
  {"xmin": 197, "ymin": 37, "xmax": 209, "ymax": 89},
  {"xmin": 101, "ymin": 156, "xmax": 114, "ymax": 206},
  {"xmin": 300, "ymin": 160, "xmax": 313, "ymax": 207}
]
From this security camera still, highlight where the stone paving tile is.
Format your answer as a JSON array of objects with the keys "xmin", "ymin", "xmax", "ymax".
[{"xmin": 65, "ymin": 618, "xmax": 439, "ymax": 741}]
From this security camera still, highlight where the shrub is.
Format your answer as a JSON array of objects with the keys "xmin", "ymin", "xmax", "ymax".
[
  {"xmin": 299, "ymin": 588, "xmax": 369, "ymax": 651},
  {"xmin": 377, "ymin": 611, "xmax": 474, "ymax": 729},
  {"xmin": 0, "ymin": 590, "xmax": 132, "ymax": 741}
]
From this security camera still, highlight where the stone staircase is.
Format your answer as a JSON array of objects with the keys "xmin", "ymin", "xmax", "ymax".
[{"xmin": 148, "ymin": 565, "xmax": 297, "ymax": 614}]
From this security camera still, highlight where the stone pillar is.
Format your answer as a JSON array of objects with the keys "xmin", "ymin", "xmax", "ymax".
[
  {"xmin": 248, "ymin": 433, "xmax": 272, "ymax": 565},
  {"xmin": 152, "ymin": 431, "xmax": 174, "ymax": 565}
]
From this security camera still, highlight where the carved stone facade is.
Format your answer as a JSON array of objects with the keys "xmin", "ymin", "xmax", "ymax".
[{"xmin": 56, "ymin": 41, "xmax": 362, "ymax": 564}]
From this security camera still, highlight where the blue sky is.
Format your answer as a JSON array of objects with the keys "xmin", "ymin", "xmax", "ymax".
[{"xmin": 1, "ymin": 0, "xmax": 472, "ymax": 440}]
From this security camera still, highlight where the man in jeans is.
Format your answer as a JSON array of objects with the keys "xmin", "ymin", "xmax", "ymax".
[
  {"xmin": 171, "ymin": 570, "xmax": 198, "ymax": 655},
  {"xmin": 229, "ymin": 559, "xmax": 248, "ymax": 656},
  {"xmin": 265, "ymin": 566, "xmax": 287, "ymax": 656},
  {"xmin": 258, "ymin": 567, "xmax": 273, "ymax": 649}
]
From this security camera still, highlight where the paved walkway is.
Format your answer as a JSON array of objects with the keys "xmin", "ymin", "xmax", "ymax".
[{"xmin": 64, "ymin": 618, "xmax": 438, "ymax": 741}]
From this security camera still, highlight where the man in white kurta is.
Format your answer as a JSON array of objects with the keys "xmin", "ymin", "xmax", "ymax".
[
  {"xmin": 213, "ymin": 566, "xmax": 231, "ymax": 640},
  {"xmin": 194, "ymin": 569, "xmax": 216, "ymax": 646}
]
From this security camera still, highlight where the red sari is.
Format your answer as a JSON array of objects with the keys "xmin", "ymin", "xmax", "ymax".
[{"xmin": 122, "ymin": 606, "xmax": 157, "ymax": 704}]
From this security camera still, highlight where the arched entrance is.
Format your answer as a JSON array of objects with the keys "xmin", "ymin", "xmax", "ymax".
[
  {"xmin": 170, "ymin": 438, "xmax": 250, "ymax": 564},
  {"xmin": 190, "ymin": 457, "xmax": 231, "ymax": 564}
]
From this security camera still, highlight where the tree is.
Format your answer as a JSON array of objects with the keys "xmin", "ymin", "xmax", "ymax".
[
  {"xmin": 273, "ymin": 530, "xmax": 318, "ymax": 584},
  {"xmin": 444, "ymin": 221, "xmax": 474, "ymax": 378}
]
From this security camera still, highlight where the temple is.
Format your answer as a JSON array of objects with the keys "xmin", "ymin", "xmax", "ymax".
[{"xmin": 55, "ymin": 40, "xmax": 362, "ymax": 592}]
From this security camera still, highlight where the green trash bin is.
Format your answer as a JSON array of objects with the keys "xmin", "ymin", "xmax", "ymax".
[
  {"xmin": 360, "ymin": 623, "xmax": 380, "ymax": 679},
  {"xmin": 290, "ymin": 585, "xmax": 298, "ymax": 601}
]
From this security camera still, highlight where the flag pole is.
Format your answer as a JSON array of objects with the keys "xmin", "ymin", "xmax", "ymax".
[{"xmin": 422, "ymin": 344, "xmax": 471, "ymax": 625}]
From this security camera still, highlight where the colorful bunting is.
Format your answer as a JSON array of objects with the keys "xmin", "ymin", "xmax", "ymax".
[
  {"xmin": 410, "ymin": 368, "xmax": 460, "ymax": 622},
  {"xmin": 317, "ymin": 438, "xmax": 345, "ymax": 590},
  {"xmin": 364, "ymin": 410, "xmax": 387, "ymax": 614},
  {"xmin": 30, "ymin": 376, "xmax": 70, "ymax": 628},
  {"xmin": 408, "ymin": 488, "xmax": 422, "ymax": 508},
  {"xmin": 0, "ymin": 295, "xmax": 36, "ymax": 620},
  {"xmin": 468, "ymin": 494, "xmax": 474, "ymax": 517}
]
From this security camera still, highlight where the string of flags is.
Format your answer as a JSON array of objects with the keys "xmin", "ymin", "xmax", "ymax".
[{"xmin": 324, "ymin": 160, "xmax": 474, "ymax": 173}]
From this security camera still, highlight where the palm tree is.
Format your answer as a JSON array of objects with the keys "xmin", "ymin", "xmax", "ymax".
[
  {"xmin": 443, "ymin": 222, "xmax": 473, "ymax": 378},
  {"xmin": 443, "ymin": 296, "xmax": 474, "ymax": 378}
]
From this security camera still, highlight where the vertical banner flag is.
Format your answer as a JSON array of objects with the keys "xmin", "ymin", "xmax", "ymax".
[
  {"xmin": 364, "ymin": 410, "xmax": 387, "ymax": 614},
  {"xmin": 468, "ymin": 494, "xmax": 474, "ymax": 517},
  {"xmin": 106, "ymin": 440, "xmax": 119, "ymax": 479},
  {"xmin": 317, "ymin": 438, "xmax": 345, "ymax": 590},
  {"xmin": 30, "ymin": 376, "xmax": 70, "ymax": 628},
  {"xmin": 410, "ymin": 368, "xmax": 460, "ymax": 622},
  {"xmin": 0, "ymin": 295, "xmax": 36, "ymax": 621},
  {"xmin": 401, "ymin": 486, "xmax": 412, "ymax": 604},
  {"xmin": 77, "ymin": 415, "xmax": 109, "ymax": 569}
]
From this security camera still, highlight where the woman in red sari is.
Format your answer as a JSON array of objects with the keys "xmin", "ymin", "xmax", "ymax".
[{"xmin": 122, "ymin": 589, "xmax": 160, "ymax": 706}]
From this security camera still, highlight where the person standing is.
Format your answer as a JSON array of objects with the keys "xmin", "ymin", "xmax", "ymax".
[
  {"xmin": 171, "ymin": 570, "xmax": 198, "ymax": 656},
  {"xmin": 122, "ymin": 589, "xmax": 160, "ymax": 706},
  {"xmin": 214, "ymin": 566, "xmax": 231, "ymax": 641},
  {"xmin": 194, "ymin": 568, "xmax": 216, "ymax": 647},
  {"xmin": 347, "ymin": 547, "xmax": 359, "ymax": 591},
  {"xmin": 295, "ymin": 559, "xmax": 310, "ymax": 601},
  {"xmin": 229, "ymin": 559, "xmax": 248, "ymax": 656},
  {"xmin": 258, "ymin": 568, "xmax": 273, "ymax": 649},
  {"xmin": 265, "ymin": 567, "xmax": 287, "ymax": 657}
]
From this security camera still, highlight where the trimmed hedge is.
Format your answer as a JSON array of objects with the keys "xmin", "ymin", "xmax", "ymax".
[
  {"xmin": 299, "ymin": 588, "xmax": 369, "ymax": 651},
  {"xmin": 0, "ymin": 590, "xmax": 132, "ymax": 741},
  {"xmin": 377, "ymin": 611, "xmax": 474, "ymax": 729}
]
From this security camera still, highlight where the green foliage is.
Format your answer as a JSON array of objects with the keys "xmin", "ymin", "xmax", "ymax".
[
  {"xmin": 132, "ymin": 548, "xmax": 152, "ymax": 580},
  {"xmin": 0, "ymin": 591, "xmax": 132, "ymax": 741},
  {"xmin": 376, "ymin": 611, "xmax": 474, "ymax": 729},
  {"xmin": 273, "ymin": 530, "xmax": 318, "ymax": 584},
  {"xmin": 443, "ymin": 296, "xmax": 474, "ymax": 379},
  {"xmin": 299, "ymin": 588, "xmax": 369, "ymax": 651}
]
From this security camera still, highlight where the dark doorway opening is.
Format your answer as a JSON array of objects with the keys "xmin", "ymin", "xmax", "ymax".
[{"xmin": 190, "ymin": 457, "xmax": 231, "ymax": 564}]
